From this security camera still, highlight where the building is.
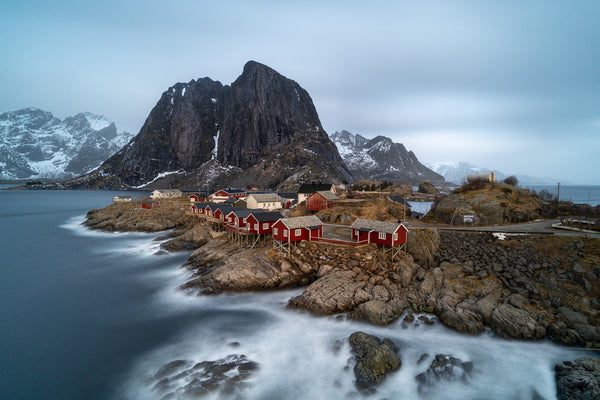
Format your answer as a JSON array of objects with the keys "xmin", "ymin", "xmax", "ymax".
[
  {"xmin": 272, "ymin": 215, "xmax": 323, "ymax": 243},
  {"xmin": 113, "ymin": 196, "xmax": 132, "ymax": 203},
  {"xmin": 210, "ymin": 189, "xmax": 246, "ymax": 203},
  {"xmin": 247, "ymin": 211, "xmax": 284, "ymax": 235},
  {"xmin": 306, "ymin": 190, "xmax": 340, "ymax": 211},
  {"xmin": 349, "ymin": 218, "xmax": 408, "ymax": 247},
  {"xmin": 190, "ymin": 202, "xmax": 210, "ymax": 214},
  {"xmin": 189, "ymin": 194, "xmax": 208, "ymax": 203},
  {"xmin": 141, "ymin": 200, "xmax": 159, "ymax": 209},
  {"xmin": 246, "ymin": 193, "xmax": 286, "ymax": 211},
  {"xmin": 297, "ymin": 183, "xmax": 334, "ymax": 204},
  {"xmin": 150, "ymin": 189, "xmax": 182, "ymax": 199},
  {"xmin": 225, "ymin": 209, "xmax": 254, "ymax": 227}
]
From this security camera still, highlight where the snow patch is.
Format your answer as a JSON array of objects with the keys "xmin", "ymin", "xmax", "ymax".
[
  {"xmin": 211, "ymin": 130, "xmax": 220, "ymax": 160},
  {"xmin": 181, "ymin": 87, "xmax": 186, "ymax": 97},
  {"xmin": 130, "ymin": 170, "xmax": 184, "ymax": 189},
  {"xmin": 211, "ymin": 98, "xmax": 217, "ymax": 103}
]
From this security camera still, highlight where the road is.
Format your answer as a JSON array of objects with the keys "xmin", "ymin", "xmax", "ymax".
[{"xmin": 406, "ymin": 219, "xmax": 600, "ymax": 238}]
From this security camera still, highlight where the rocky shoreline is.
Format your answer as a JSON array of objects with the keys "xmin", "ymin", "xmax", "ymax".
[{"xmin": 84, "ymin": 205, "xmax": 600, "ymax": 397}]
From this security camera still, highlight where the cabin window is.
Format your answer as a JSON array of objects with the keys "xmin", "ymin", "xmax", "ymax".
[
  {"xmin": 295, "ymin": 229, "xmax": 301, "ymax": 236},
  {"xmin": 378, "ymin": 232, "xmax": 386, "ymax": 240},
  {"xmin": 274, "ymin": 228, "xmax": 278, "ymax": 235},
  {"xmin": 394, "ymin": 233, "xmax": 398, "ymax": 241},
  {"xmin": 263, "ymin": 223, "xmax": 268, "ymax": 229},
  {"xmin": 242, "ymin": 218, "xmax": 246, "ymax": 223},
  {"xmin": 284, "ymin": 230, "xmax": 288, "ymax": 237},
  {"xmin": 254, "ymin": 224, "xmax": 259, "ymax": 230}
]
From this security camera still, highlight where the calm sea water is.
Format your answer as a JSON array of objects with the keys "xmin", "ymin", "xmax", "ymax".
[
  {"xmin": 525, "ymin": 184, "xmax": 600, "ymax": 206},
  {"xmin": 0, "ymin": 188, "xmax": 594, "ymax": 399}
]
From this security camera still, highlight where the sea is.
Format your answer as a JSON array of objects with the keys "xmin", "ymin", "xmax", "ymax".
[{"xmin": 0, "ymin": 186, "xmax": 597, "ymax": 399}]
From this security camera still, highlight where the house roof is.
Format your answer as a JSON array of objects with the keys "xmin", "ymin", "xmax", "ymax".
[
  {"xmin": 152, "ymin": 189, "xmax": 182, "ymax": 194},
  {"xmin": 227, "ymin": 209, "xmax": 254, "ymax": 218},
  {"xmin": 247, "ymin": 193, "xmax": 285, "ymax": 203},
  {"xmin": 192, "ymin": 202, "xmax": 210, "ymax": 208},
  {"xmin": 297, "ymin": 183, "xmax": 332, "ymax": 194},
  {"xmin": 350, "ymin": 218, "xmax": 408, "ymax": 234},
  {"xmin": 224, "ymin": 198, "xmax": 238, "ymax": 203},
  {"xmin": 278, "ymin": 215, "xmax": 323, "ymax": 229},
  {"xmin": 314, "ymin": 190, "xmax": 339, "ymax": 201},
  {"xmin": 250, "ymin": 211, "xmax": 283, "ymax": 222},
  {"xmin": 214, "ymin": 188, "xmax": 245, "ymax": 195}
]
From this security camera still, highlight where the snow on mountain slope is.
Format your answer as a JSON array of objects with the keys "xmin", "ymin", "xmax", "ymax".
[
  {"xmin": 330, "ymin": 130, "xmax": 444, "ymax": 184},
  {"xmin": 0, "ymin": 108, "xmax": 133, "ymax": 180},
  {"xmin": 424, "ymin": 161, "xmax": 507, "ymax": 184}
]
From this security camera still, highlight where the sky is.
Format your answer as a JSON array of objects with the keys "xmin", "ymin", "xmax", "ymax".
[{"xmin": 1, "ymin": 1, "xmax": 599, "ymax": 184}]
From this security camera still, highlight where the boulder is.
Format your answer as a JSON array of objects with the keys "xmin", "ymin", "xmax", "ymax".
[
  {"xmin": 348, "ymin": 331, "xmax": 401, "ymax": 391},
  {"xmin": 490, "ymin": 304, "xmax": 546, "ymax": 339},
  {"xmin": 555, "ymin": 357, "xmax": 600, "ymax": 400},
  {"xmin": 349, "ymin": 299, "xmax": 399, "ymax": 325},
  {"xmin": 406, "ymin": 228, "xmax": 440, "ymax": 268},
  {"xmin": 415, "ymin": 354, "xmax": 473, "ymax": 393},
  {"xmin": 439, "ymin": 308, "xmax": 484, "ymax": 334}
]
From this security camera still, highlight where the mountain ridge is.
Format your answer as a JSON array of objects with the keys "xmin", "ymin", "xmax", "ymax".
[
  {"xmin": 66, "ymin": 61, "xmax": 352, "ymax": 190},
  {"xmin": 0, "ymin": 108, "xmax": 133, "ymax": 180},
  {"xmin": 330, "ymin": 130, "xmax": 444, "ymax": 185}
]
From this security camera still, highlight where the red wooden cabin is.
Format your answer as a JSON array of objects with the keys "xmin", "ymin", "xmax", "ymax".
[
  {"xmin": 306, "ymin": 191, "xmax": 339, "ymax": 212},
  {"xmin": 272, "ymin": 215, "xmax": 323, "ymax": 242},
  {"xmin": 246, "ymin": 212, "xmax": 284, "ymax": 235},
  {"xmin": 349, "ymin": 218, "xmax": 408, "ymax": 246},
  {"xmin": 141, "ymin": 200, "xmax": 159, "ymax": 209}
]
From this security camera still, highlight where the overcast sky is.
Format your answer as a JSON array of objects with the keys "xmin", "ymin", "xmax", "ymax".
[{"xmin": 2, "ymin": 1, "xmax": 599, "ymax": 184}]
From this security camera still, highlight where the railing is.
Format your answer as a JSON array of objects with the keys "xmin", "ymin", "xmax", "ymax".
[
  {"xmin": 224, "ymin": 224, "xmax": 252, "ymax": 234},
  {"xmin": 309, "ymin": 237, "xmax": 370, "ymax": 247}
]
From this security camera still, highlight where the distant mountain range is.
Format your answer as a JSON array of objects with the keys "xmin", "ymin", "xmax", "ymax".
[
  {"xmin": 0, "ymin": 108, "xmax": 133, "ymax": 181},
  {"xmin": 329, "ymin": 130, "xmax": 443, "ymax": 185},
  {"xmin": 424, "ymin": 161, "xmax": 557, "ymax": 185}
]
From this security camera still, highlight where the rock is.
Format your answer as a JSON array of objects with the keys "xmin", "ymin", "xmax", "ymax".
[
  {"xmin": 475, "ymin": 292, "xmax": 501, "ymax": 324},
  {"xmin": 508, "ymin": 293, "xmax": 529, "ymax": 309},
  {"xmin": 149, "ymin": 354, "xmax": 258, "ymax": 398},
  {"xmin": 415, "ymin": 354, "xmax": 473, "ymax": 393},
  {"xmin": 406, "ymin": 228, "xmax": 440, "ymax": 268},
  {"xmin": 555, "ymin": 357, "xmax": 600, "ymax": 400},
  {"xmin": 490, "ymin": 304, "xmax": 545, "ymax": 339},
  {"xmin": 288, "ymin": 270, "xmax": 365, "ymax": 314},
  {"xmin": 349, "ymin": 300, "xmax": 398, "ymax": 325},
  {"xmin": 439, "ymin": 308, "xmax": 484, "ymax": 334},
  {"xmin": 348, "ymin": 331, "xmax": 401, "ymax": 391}
]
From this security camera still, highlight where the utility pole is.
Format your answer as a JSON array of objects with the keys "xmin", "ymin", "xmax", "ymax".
[{"xmin": 557, "ymin": 182, "xmax": 560, "ymax": 202}]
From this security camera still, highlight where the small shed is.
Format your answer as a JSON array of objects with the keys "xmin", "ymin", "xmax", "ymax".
[
  {"xmin": 297, "ymin": 183, "xmax": 333, "ymax": 204},
  {"xmin": 151, "ymin": 189, "xmax": 182, "ymax": 199},
  {"xmin": 349, "ymin": 218, "xmax": 408, "ymax": 247},
  {"xmin": 189, "ymin": 194, "xmax": 208, "ymax": 203},
  {"xmin": 306, "ymin": 190, "xmax": 340, "ymax": 211},
  {"xmin": 246, "ymin": 193, "xmax": 285, "ymax": 210},
  {"xmin": 141, "ymin": 200, "xmax": 159, "ymax": 209},
  {"xmin": 272, "ymin": 215, "xmax": 323, "ymax": 243},
  {"xmin": 247, "ymin": 211, "xmax": 284, "ymax": 235}
]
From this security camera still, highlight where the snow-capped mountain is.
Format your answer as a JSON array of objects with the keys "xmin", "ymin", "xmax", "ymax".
[
  {"xmin": 330, "ymin": 130, "xmax": 443, "ymax": 184},
  {"xmin": 424, "ymin": 161, "xmax": 512, "ymax": 185},
  {"xmin": 0, "ymin": 108, "xmax": 133, "ymax": 180}
]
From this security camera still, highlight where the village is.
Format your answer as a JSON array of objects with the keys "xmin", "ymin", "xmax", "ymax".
[{"xmin": 113, "ymin": 183, "xmax": 411, "ymax": 259}]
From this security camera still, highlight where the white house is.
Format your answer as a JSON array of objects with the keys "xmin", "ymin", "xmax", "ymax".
[
  {"xmin": 150, "ymin": 189, "xmax": 182, "ymax": 199},
  {"xmin": 113, "ymin": 196, "xmax": 132, "ymax": 203},
  {"xmin": 246, "ymin": 193, "xmax": 286, "ymax": 210}
]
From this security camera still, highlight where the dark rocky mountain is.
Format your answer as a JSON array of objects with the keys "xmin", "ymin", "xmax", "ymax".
[
  {"xmin": 330, "ymin": 130, "xmax": 444, "ymax": 185},
  {"xmin": 0, "ymin": 108, "xmax": 132, "ymax": 180},
  {"xmin": 67, "ymin": 61, "xmax": 352, "ymax": 190}
]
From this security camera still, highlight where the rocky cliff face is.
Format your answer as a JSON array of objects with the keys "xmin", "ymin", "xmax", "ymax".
[
  {"xmin": 67, "ymin": 61, "xmax": 352, "ymax": 189},
  {"xmin": 0, "ymin": 108, "xmax": 132, "ymax": 180},
  {"xmin": 330, "ymin": 130, "xmax": 443, "ymax": 185}
]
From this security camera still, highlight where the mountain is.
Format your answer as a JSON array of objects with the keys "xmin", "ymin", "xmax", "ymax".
[
  {"xmin": 66, "ymin": 61, "xmax": 352, "ymax": 190},
  {"xmin": 424, "ymin": 161, "xmax": 505, "ymax": 185},
  {"xmin": 425, "ymin": 161, "xmax": 557, "ymax": 185},
  {"xmin": 0, "ymin": 108, "xmax": 133, "ymax": 181},
  {"xmin": 329, "ymin": 130, "xmax": 444, "ymax": 185}
]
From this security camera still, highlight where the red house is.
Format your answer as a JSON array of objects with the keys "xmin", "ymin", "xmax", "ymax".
[
  {"xmin": 211, "ymin": 189, "xmax": 246, "ymax": 203},
  {"xmin": 141, "ymin": 200, "xmax": 159, "ymax": 209},
  {"xmin": 190, "ymin": 202, "xmax": 210, "ymax": 214},
  {"xmin": 349, "ymin": 218, "xmax": 408, "ymax": 246},
  {"xmin": 189, "ymin": 194, "xmax": 208, "ymax": 203},
  {"xmin": 272, "ymin": 215, "xmax": 323, "ymax": 243},
  {"xmin": 246, "ymin": 212, "xmax": 284, "ymax": 235},
  {"xmin": 225, "ymin": 209, "xmax": 254, "ymax": 227},
  {"xmin": 306, "ymin": 190, "xmax": 339, "ymax": 212}
]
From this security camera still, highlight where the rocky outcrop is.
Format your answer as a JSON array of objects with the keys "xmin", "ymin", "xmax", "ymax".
[
  {"xmin": 66, "ymin": 61, "xmax": 352, "ymax": 190},
  {"xmin": 406, "ymin": 228, "xmax": 440, "ymax": 268},
  {"xmin": 149, "ymin": 354, "xmax": 258, "ymax": 399},
  {"xmin": 425, "ymin": 183, "xmax": 544, "ymax": 225},
  {"xmin": 555, "ymin": 357, "xmax": 600, "ymax": 400},
  {"xmin": 417, "ymin": 181, "xmax": 440, "ymax": 196},
  {"xmin": 348, "ymin": 332, "xmax": 401, "ymax": 391}
]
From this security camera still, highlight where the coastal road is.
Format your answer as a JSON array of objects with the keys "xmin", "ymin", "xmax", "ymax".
[{"xmin": 406, "ymin": 219, "xmax": 600, "ymax": 238}]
